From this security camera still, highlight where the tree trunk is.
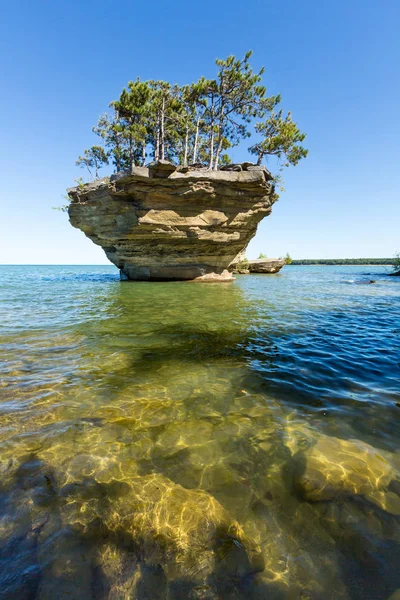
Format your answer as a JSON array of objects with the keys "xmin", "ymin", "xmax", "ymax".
[
  {"xmin": 257, "ymin": 152, "xmax": 263, "ymax": 166},
  {"xmin": 213, "ymin": 103, "xmax": 225, "ymax": 170},
  {"xmin": 183, "ymin": 121, "xmax": 189, "ymax": 167},
  {"xmin": 155, "ymin": 116, "xmax": 160, "ymax": 161},
  {"xmin": 209, "ymin": 129, "xmax": 214, "ymax": 170},
  {"xmin": 129, "ymin": 133, "xmax": 135, "ymax": 172},
  {"xmin": 214, "ymin": 136, "xmax": 224, "ymax": 170},
  {"xmin": 208, "ymin": 96, "xmax": 215, "ymax": 170},
  {"xmin": 192, "ymin": 114, "xmax": 200, "ymax": 164},
  {"xmin": 115, "ymin": 133, "xmax": 122, "ymax": 172},
  {"xmin": 160, "ymin": 98, "xmax": 165, "ymax": 161},
  {"xmin": 142, "ymin": 142, "xmax": 146, "ymax": 166}
]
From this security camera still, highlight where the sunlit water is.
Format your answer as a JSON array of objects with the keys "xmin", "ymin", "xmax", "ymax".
[{"xmin": 0, "ymin": 265, "xmax": 399, "ymax": 599}]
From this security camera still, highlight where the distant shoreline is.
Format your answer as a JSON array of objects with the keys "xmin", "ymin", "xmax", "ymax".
[
  {"xmin": 290, "ymin": 259, "xmax": 393, "ymax": 266},
  {"xmin": 0, "ymin": 261, "xmax": 395, "ymax": 267}
]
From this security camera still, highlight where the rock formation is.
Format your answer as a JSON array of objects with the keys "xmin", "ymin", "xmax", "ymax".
[
  {"xmin": 39, "ymin": 473, "xmax": 264, "ymax": 597},
  {"xmin": 230, "ymin": 258, "xmax": 285, "ymax": 274},
  {"xmin": 68, "ymin": 161, "xmax": 276, "ymax": 281},
  {"xmin": 247, "ymin": 258, "xmax": 285, "ymax": 273},
  {"xmin": 103, "ymin": 473, "xmax": 265, "ymax": 582}
]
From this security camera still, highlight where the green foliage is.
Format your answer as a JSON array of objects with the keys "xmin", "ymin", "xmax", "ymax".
[
  {"xmin": 76, "ymin": 146, "xmax": 109, "ymax": 179},
  {"xmin": 209, "ymin": 51, "xmax": 266, "ymax": 169},
  {"xmin": 77, "ymin": 51, "xmax": 307, "ymax": 180},
  {"xmin": 249, "ymin": 109, "xmax": 308, "ymax": 170},
  {"xmin": 112, "ymin": 79, "xmax": 154, "ymax": 170},
  {"xmin": 93, "ymin": 111, "xmax": 126, "ymax": 172},
  {"xmin": 258, "ymin": 253, "xmax": 267, "ymax": 259},
  {"xmin": 74, "ymin": 177, "xmax": 85, "ymax": 188},
  {"xmin": 52, "ymin": 192, "xmax": 73, "ymax": 212},
  {"xmin": 284, "ymin": 252, "xmax": 292, "ymax": 264}
]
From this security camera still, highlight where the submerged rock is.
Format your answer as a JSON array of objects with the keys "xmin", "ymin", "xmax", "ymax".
[
  {"xmin": 104, "ymin": 473, "xmax": 264, "ymax": 582},
  {"xmin": 295, "ymin": 434, "xmax": 400, "ymax": 515},
  {"xmin": 55, "ymin": 471, "xmax": 264, "ymax": 588},
  {"xmin": 68, "ymin": 163, "xmax": 275, "ymax": 281}
]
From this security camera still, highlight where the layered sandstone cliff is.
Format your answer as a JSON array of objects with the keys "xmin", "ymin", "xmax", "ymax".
[{"xmin": 68, "ymin": 161, "xmax": 276, "ymax": 281}]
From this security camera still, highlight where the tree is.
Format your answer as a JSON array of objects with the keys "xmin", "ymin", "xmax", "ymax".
[
  {"xmin": 76, "ymin": 146, "xmax": 109, "ymax": 179},
  {"xmin": 147, "ymin": 81, "xmax": 183, "ymax": 162},
  {"xmin": 249, "ymin": 108, "xmax": 308, "ymax": 168},
  {"xmin": 284, "ymin": 253, "xmax": 292, "ymax": 265},
  {"xmin": 112, "ymin": 79, "xmax": 152, "ymax": 171},
  {"xmin": 258, "ymin": 253, "xmax": 267, "ymax": 259},
  {"xmin": 76, "ymin": 51, "xmax": 308, "ymax": 181},
  {"xmin": 189, "ymin": 79, "xmax": 208, "ymax": 164},
  {"xmin": 212, "ymin": 51, "xmax": 265, "ymax": 170},
  {"xmin": 173, "ymin": 83, "xmax": 208, "ymax": 166},
  {"xmin": 93, "ymin": 111, "xmax": 126, "ymax": 172}
]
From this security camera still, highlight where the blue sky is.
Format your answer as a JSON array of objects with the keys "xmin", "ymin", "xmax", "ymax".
[{"xmin": 0, "ymin": 0, "xmax": 399, "ymax": 264}]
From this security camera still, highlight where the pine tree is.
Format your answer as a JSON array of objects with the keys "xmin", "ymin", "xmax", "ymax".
[
  {"xmin": 76, "ymin": 146, "xmax": 109, "ymax": 179},
  {"xmin": 147, "ymin": 81, "xmax": 182, "ymax": 162},
  {"xmin": 189, "ymin": 79, "xmax": 208, "ymax": 164},
  {"xmin": 76, "ymin": 51, "xmax": 308, "ymax": 181},
  {"xmin": 212, "ymin": 51, "xmax": 265, "ymax": 170},
  {"xmin": 93, "ymin": 111, "xmax": 126, "ymax": 172},
  {"xmin": 249, "ymin": 106, "xmax": 308, "ymax": 168},
  {"xmin": 113, "ymin": 79, "xmax": 152, "ymax": 171}
]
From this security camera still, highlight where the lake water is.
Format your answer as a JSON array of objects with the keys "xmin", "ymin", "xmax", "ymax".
[{"xmin": 0, "ymin": 264, "xmax": 399, "ymax": 599}]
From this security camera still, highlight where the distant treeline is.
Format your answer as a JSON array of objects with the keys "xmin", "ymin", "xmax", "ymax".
[{"xmin": 291, "ymin": 258, "xmax": 394, "ymax": 265}]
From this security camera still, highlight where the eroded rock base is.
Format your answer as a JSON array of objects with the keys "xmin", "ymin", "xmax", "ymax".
[
  {"xmin": 68, "ymin": 162, "xmax": 275, "ymax": 282},
  {"xmin": 120, "ymin": 265, "xmax": 235, "ymax": 282}
]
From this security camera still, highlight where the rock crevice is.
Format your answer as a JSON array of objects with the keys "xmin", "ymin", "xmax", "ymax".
[{"xmin": 68, "ymin": 162, "xmax": 276, "ymax": 281}]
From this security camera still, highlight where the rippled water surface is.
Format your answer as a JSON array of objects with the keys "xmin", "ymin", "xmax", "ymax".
[{"xmin": 0, "ymin": 265, "xmax": 399, "ymax": 599}]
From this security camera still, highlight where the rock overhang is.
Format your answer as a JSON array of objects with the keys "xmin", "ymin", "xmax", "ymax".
[{"xmin": 68, "ymin": 162, "xmax": 276, "ymax": 281}]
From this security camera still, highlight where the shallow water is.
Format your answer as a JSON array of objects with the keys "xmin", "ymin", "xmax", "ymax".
[{"xmin": 0, "ymin": 264, "xmax": 399, "ymax": 599}]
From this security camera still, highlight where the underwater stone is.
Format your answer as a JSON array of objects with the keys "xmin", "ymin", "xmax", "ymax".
[
  {"xmin": 103, "ymin": 473, "xmax": 265, "ymax": 582},
  {"xmin": 296, "ymin": 434, "xmax": 400, "ymax": 515}
]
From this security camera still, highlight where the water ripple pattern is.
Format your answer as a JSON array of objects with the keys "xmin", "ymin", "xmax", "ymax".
[{"xmin": 0, "ymin": 264, "xmax": 399, "ymax": 599}]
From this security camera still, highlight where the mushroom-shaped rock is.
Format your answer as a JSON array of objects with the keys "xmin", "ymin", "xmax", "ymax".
[{"xmin": 68, "ymin": 167, "xmax": 276, "ymax": 281}]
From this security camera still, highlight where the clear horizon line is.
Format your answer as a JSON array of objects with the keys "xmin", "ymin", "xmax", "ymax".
[{"xmin": 0, "ymin": 258, "xmax": 395, "ymax": 266}]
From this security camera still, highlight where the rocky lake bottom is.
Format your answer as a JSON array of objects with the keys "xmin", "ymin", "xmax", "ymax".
[{"xmin": 0, "ymin": 264, "xmax": 399, "ymax": 599}]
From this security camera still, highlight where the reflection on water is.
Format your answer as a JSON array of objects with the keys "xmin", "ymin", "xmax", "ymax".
[{"xmin": 0, "ymin": 265, "xmax": 399, "ymax": 599}]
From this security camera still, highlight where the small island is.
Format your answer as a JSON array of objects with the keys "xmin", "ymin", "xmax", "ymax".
[
  {"xmin": 230, "ymin": 256, "xmax": 286, "ymax": 274},
  {"xmin": 67, "ymin": 52, "xmax": 307, "ymax": 281},
  {"xmin": 68, "ymin": 162, "xmax": 276, "ymax": 281}
]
